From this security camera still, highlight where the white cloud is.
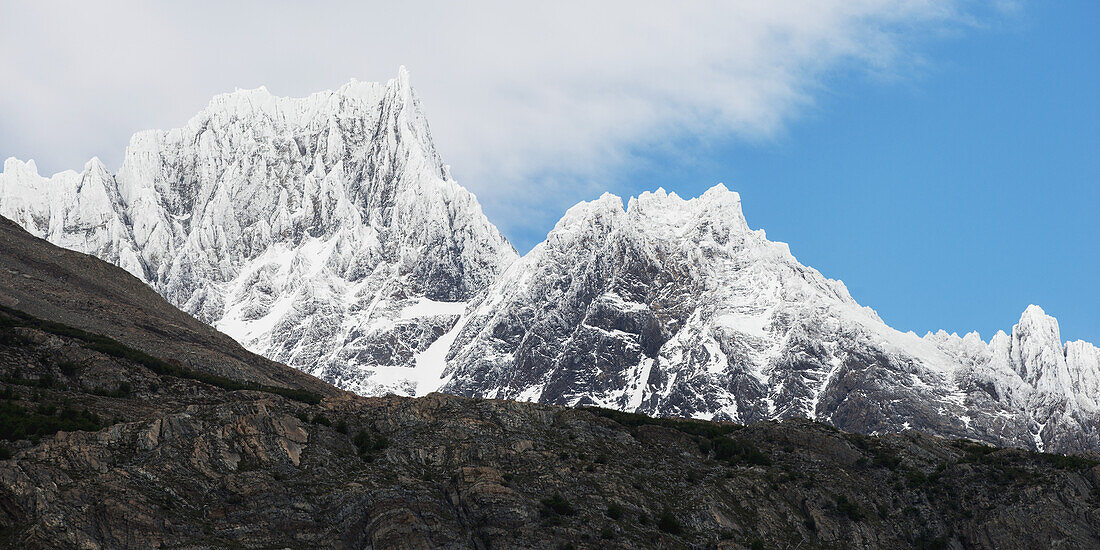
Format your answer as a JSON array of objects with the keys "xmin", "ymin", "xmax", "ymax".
[{"xmin": 0, "ymin": 1, "xmax": 1001, "ymax": 245}]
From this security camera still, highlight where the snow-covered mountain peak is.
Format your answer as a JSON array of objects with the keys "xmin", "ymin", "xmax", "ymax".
[
  {"xmin": 0, "ymin": 69, "xmax": 517, "ymax": 397},
  {"xmin": 547, "ymin": 192, "xmax": 625, "ymax": 235},
  {"xmin": 3, "ymin": 157, "xmax": 40, "ymax": 178},
  {"xmin": 1008, "ymin": 304, "xmax": 1068, "ymax": 387},
  {"xmin": 628, "ymin": 182, "xmax": 744, "ymax": 225},
  {"xmin": 439, "ymin": 183, "xmax": 1099, "ymax": 452},
  {"xmin": 82, "ymin": 157, "xmax": 109, "ymax": 173},
  {"xmin": 1065, "ymin": 340, "xmax": 1100, "ymax": 411},
  {"xmin": 1018, "ymin": 303, "xmax": 1057, "ymax": 328}
]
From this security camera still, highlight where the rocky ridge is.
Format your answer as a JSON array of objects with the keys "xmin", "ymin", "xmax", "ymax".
[{"xmin": 1, "ymin": 217, "xmax": 1099, "ymax": 549}]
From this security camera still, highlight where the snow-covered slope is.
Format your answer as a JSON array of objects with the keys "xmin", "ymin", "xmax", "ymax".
[
  {"xmin": 0, "ymin": 68, "xmax": 517, "ymax": 395},
  {"xmin": 3, "ymin": 74, "xmax": 1096, "ymax": 453},
  {"xmin": 0, "ymin": 157, "xmax": 144, "ymax": 278},
  {"xmin": 441, "ymin": 186, "xmax": 1100, "ymax": 453}
]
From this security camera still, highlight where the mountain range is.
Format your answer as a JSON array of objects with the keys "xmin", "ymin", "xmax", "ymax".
[{"xmin": 2, "ymin": 68, "xmax": 1097, "ymax": 454}]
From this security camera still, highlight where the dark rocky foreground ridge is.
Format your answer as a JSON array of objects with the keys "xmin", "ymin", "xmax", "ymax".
[{"xmin": 1, "ymin": 216, "xmax": 1100, "ymax": 550}]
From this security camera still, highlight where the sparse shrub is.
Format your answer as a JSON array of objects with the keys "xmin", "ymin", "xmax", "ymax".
[
  {"xmin": 914, "ymin": 534, "xmax": 950, "ymax": 550},
  {"xmin": 871, "ymin": 446, "xmax": 902, "ymax": 469},
  {"xmin": 0, "ymin": 401, "xmax": 101, "ymax": 441},
  {"xmin": 580, "ymin": 406, "xmax": 741, "ymax": 439},
  {"xmin": 835, "ymin": 495, "xmax": 863, "ymax": 521},
  {"xmin": 989, "ymin": 464, "xmax": 1032, "ymax": 483},
  {"xmin": 372, "ymin": 435, "xmax": 389, "ymax": 451},
  {"xmin": 749, "ymin": 540, "xmax": 766, "ymax": 550},
  {"xmin": 335, "ymin": 419, "xmax": 348, "ymax": 434},
  {"xmin": 237, "ymin": 456, "xmax": 262, "ymax": 472},
  {"xmin": 1039, "ymin": 452, "xmax": 1100, "ymax": 470},
  {"xmin": 712, "ymin": 436, "xmax": 771, "ymax": 466},
  {"xmin": 600, "ymin": 527, "xmax": 615, "ymax": 539},
  {"xmin": 606, "ymin": 502, "xmax": 624, "ymax": 520},
  {"xmin": 93, "ymin": 382, "xmax": 132, "ymax": 398},
  {"xmin": 956, "ymin": 441, "xmax": 997, "ymax": 464},
  {"xmin": 312, "ymin": 414, "xmax": 331, "ymax": 427},
  {"xmin": 540, "ymin": 493, "xmax": 576, "ymax": 517},
  {"xmin": 656, "ymin": 509, "xmax": 681, "ymax": 534},
  {"xmin": 0, "ymin": 325, "xmax": 31, "ymax": 346},
  {"xmin": 296, "ymin": 411, "xmax": 310, "ymax": 423},
  {"xmin": 353, "ymin": 430, "xmax": 371, "ymax": 454},
  {"xmin": 906, "ymin": 469, "xmax": 927, "ymax": 487},
  {"xmin": 0, "ymin": 444, "xmax": 10, "ymax": 460},
  {"xmin": 57, "ymin": 360, "xmax": 79, "ymax": 377},
  {"xmin": 698, "ymin": 437, "xmax": 713, "ymax": 454}
]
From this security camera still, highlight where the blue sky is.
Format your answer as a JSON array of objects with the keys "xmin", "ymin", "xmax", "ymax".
[
  {"xmin": 1, "ymin": 1, "xmax": 1095, "ymax": 342},
  {"xmin": 595, "ymin": 2, "xmax": 1098, "ymax": 342}
]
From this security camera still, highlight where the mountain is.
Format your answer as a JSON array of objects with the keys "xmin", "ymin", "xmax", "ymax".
[
  {"xmin": 3, "ymin": 73, "xmax": 1097, "ymax": 455},
  {"xmin": 0, "ymin": 215, "xmax": 336, "ymax": 398},
  {"xmin": 442, "ymin": 186, "xmax": 1100, "ymax": 453},
  {"xmin": 2, "ymin": 218, "xmax": 1100, "ymax": 549},
  {"xmin": 0, "ymin": 68, "xmax": 517, "ymax": 397}
]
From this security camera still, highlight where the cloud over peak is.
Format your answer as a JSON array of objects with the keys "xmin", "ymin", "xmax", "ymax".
[{"xmin": 0, "ymin": 1, "xmax": 1008, "ymax": 246}]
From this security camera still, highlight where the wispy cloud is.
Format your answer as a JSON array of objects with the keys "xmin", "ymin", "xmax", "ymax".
[{"xmin": 0, "ymin": 1, "xmax": 1007, "ymax": 247}]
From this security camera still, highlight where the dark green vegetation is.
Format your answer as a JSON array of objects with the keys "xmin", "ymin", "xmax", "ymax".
[
  {"xmin": 0, "ymin": 399, "xmax": 101, "ymax": 442},
  {"xmin": 584, "ymin": 405, "xmax": 771, "ymax": 466},
  {"xmin": 541, "ymin": 493, "xmax": 577, "ymax": 517}
]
